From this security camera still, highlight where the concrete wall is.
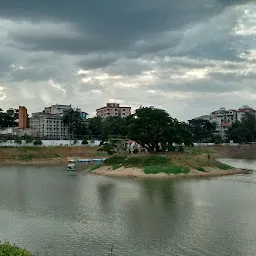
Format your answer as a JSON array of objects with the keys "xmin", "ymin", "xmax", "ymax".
[{"xmin": 0, "ymin": 139, "xmax": 101, "ymax": 147}]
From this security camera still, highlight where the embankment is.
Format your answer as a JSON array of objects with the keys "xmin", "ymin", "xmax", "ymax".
[{"xmin": 0, "ymin": 146, "xmax": 99, "ymax": 165}]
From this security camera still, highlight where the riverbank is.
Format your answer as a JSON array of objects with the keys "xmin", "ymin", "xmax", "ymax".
[
  {"xmin": 92, "ymin": 165, "xmax": 249, "ymax": 178},
  {"xmin": 90, "ymin": 154, "xmax": 250, "ymax": 179},
  {"xmin": 0, "ymin": 146, "xmax": 101, "ymax": 166}
]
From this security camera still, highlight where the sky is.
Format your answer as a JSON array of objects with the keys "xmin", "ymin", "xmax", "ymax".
[{"xmin": 0, "ymin": 0, "xmax": 255, "ymax": 121}]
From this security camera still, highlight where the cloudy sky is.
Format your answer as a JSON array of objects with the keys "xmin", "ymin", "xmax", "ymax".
[{"xmin": 0, "ymin": 0, "xmax": 255, "ymax": 121}]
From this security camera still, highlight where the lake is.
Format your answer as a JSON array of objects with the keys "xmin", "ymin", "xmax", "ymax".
[{"xmin": 0, "ymin": 160, "xmax": 256, "ymax": 256}]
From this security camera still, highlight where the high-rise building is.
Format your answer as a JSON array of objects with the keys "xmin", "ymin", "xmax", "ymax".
[
  {"xmin": 30, "ymin": 104, "xmax": 72, "ymax": 139},
  {"xmin": 18, "ymin": 106, "xmax": 28, "ymax": 129},
  {"xmin": 96, "ymin": 103, "xmax": 131, "ymax": 118}
]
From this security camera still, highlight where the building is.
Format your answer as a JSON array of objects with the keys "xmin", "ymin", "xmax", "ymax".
[
  {"xmin": 96, "ymin": 103, "xmax": 131, "ymax": 118},
  {"xmin": 192, "ymin": 106, "xmax": 256, "ymax": 139},
  {"xmin": 18, "ymin": 106, "xmax": 28, "ymax": 129},
  {"xmin": 30, "ymin": 104, "xmax": 72, "ymax": 139}
]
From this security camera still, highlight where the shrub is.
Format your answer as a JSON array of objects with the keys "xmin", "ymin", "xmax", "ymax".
[
  {"xmin": 217, "ymin": 162, "xmax": 233, "ymax": 170},
  {"xmin": 97, "ymin": 142, "xmax": 117, "ymax": 155},
  {"xmin": 0, "ymin": 242, "xmax": 32, "ymax": 256},
  {"xmin": 177, "ymin": 146, "xmax": 184, "ymax": 153},
  {"xmin": 168, "ymin": 145, "xmax": 176, "ymax": 152},
  {"xmin": 112, "ymin": 164, "xmax": 123, "ymax": 170},
  {"xmin": 14, "ymin": 137, "xmax": 22, "ymax": 144},
  {"xmin": 33, "ymin": 140, "xmax": 42, "ymax": 146},
  {"xmin": 195, "ymin": 167, "xmax": 206, "ymax": 172},
  {"xmin": 82, "ymin": 136, "xmax": 89, "ymax": 145}
]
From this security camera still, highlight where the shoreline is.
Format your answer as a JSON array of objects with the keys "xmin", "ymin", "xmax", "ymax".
[
  {"xmin": 0, "ymin": 159, "xmax": 66, "ymax": 166},
  {"xmin": 91, "ymin": 166, "xmax": 250, "ymax": 179}
]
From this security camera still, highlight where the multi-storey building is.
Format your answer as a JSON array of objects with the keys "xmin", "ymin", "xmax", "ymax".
[
  {"xmin": 193, "ymin": 105, "xmax": 256, "ymax": 139},
  {"xmin": 18, "ymin": 106, "xmax": 28, "ymax": 129},
  {"xmin": 30, "ymin": 104, "xmax": 72, "ymax": 139},
  {"xmin": 96, "ymin": 103, "xmax": 131, "ymax": 118}
]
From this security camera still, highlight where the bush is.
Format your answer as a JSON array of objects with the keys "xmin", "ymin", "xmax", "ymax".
[
  {"xmin": 33, "ymin": 140, "xmax": 42, "ymax": 146},
  {"xmin": 97, "ymin": 142, "xmax": 117, "ymax": 155},
  {"xmin": 14, "ymin": 137, "xmax": 22, "ymax": 144},
  {"xmin": 0, "ymin": 242, "xmax": 32, "ymax": 256},
  {"xmin": 82, "ymin": 136, "xmax": 89, "ymax": 145},
  {"xmin": 195, "ymin": 167, "xmax": 206, "ymax": 172},
  {"xmin": 217, "ymin": 162, "xmax": 233, "ymax": 170},
  {"xmin": 177, "ymin": 146, "xmax": 184, "ymax": 153},
  {"xmin": 23, "ymin": 135, "xmax": 34, "ymax": 144},
  {"xmin": 168, "ymin": 145, "xmax": 176, "ymax": 152}
]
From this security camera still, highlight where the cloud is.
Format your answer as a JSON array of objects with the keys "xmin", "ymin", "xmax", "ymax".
[{"xmin": 0, "ymin": 0, "xmax": 255, "ymax": 121}]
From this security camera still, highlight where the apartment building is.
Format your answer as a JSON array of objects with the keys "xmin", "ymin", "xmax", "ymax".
[
  {"xmin": 209, "ymin": 105, "xmax": 256, "ymax": 138},
  {"xmin": 96, "ymin": 103, "xmax": 131, "ymax": 118},
  {"xmin": 30, "ymin": 104, "xmax": 71, "ymax": 139}
]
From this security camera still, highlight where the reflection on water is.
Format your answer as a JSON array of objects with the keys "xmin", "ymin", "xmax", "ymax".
[{"xmin": 0, "ymin": 164, "xmax": 256, "ymax": 256}]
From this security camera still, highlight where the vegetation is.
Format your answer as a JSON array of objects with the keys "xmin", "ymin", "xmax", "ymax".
[
  {"xmin": 33, "ymin": 139, "xmax": 42, "ymax": 145},
  {"xmin": 0, "ymin": 108, "xmax": 19, "ymax": 128},
  {"xmin": 188, "ymin": 119, "xmax": 216, "ymax": 143},
  {"xmin": 217, "ymin": 163, "xmax": 233, "ymax": 170},
  {"xmin": 226, "ymin": 113, "xmax": 256, "ymax": 143},
  {"xmin": 82, "ymin": 136, "xmax": 89, "ymax": 145},
  {"xmin": 97, "ymin": 142, "xmax": 117, "ymax": 155},
  {"xmin": 0, "ymin": 242, "xmax": 32, "ymax": 256},
  {"xmin": 195, "ymin": 167, "xmax": 206, "ymax": 172},
  {"xmin": 144, "ymin": 165, "xmax": 190, "ymax": 175},
  {"xmin": 90, "ymin": 163, "xmax": 104, "ymax": 171},
  {"xmin": 127, "ymin": 107, "xmax": 193, "ymax": 152}
]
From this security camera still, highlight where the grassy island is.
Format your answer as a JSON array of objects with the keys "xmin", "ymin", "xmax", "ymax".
[{"xmin": 91, "ymin": 149, "xmax": 249, "ymax": 178}]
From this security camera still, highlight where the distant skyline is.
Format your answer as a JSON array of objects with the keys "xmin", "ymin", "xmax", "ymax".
[{"xmin": 0, "ymin": 0, "xmax": 255, "ymax": 121}]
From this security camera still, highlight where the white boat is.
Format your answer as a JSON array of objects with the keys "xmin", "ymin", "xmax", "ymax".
[
  {"xmin": 77, "ymin": 158, "xmax": 91, "ymax": 162},
  {"xmin": 67, "ymin": 163, "xmax": 76, "ymax": 171},
  {"xmin": 93, "ymin": 158, "xmax": 105, "ymax": 162},
  {"xmin": 67, "ymin": 159, "xmax": 76, "ymax": 171}
]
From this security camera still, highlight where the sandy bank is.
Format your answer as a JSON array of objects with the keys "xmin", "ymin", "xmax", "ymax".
[{"xmin": 92, "ymin": 166, "xmax": 249, "ymax": 179}]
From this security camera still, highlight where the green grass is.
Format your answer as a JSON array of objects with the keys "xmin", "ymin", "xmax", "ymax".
[
  {"xmin": 18, "ymin": 154, "xmax": 38, "ymax": 161},
  {"xmin": 0, "ymin": 242, "xmax": 32, "ymax": 256},
  {"xmin": 112, "ymin": 164, "xmax": 123, "ymax": 170},
  {"xmin": 123, "ymin": 155, "xmax": 169, "ymax": 168},
  {"xmin": 90, "ymin": 163, "xmax": 104, "ymax": 171},
  {"xmin": 195, "ymin": 167, "xmax": 206, "ymax": 172},
  {"xmin": 216, "ymin": 162, "xmax": 233, "ymax": 170},
  {"xmin": 144, "ymin": 165, "xmax": 190, "ymax": 175},
  {"xmin": 104, "ymin": 155, "xmax": 128, "ymax": 165},
  {"xmin": 52, "ymin": 153, "xmax": 61, "ymax": 158}
]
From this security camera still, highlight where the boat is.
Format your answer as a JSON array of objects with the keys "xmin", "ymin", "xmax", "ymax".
[
  {"xmin": 77, "ymin": 158, "xmax": 91, "ymax": 162},
  {"xmin": 93, "ymin": 158, "xmax": 105, "ymax": 162},
  {"xmin": 67, "ymin": 159, "xmax": 76, "ymax": 171}
]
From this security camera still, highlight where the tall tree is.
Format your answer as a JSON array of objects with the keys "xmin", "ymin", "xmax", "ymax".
[
  {"xmin": 127, "ymin": 107, "xmax": 179, "ymax": 152},
  {"xmin": 88, "ymin": 117, "xmax": 103, "ymax": 139},
  {"xmin": 63, "ymin": 108, "xmax": 87, "ymax": 138},
  {"xmin": 188, "ymin": 119, "xmax": 216, "ymax": 143}
]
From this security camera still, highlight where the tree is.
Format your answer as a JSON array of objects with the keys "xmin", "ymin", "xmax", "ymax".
[
  {"xmin": 63, "ymin": 108, "xmax": 88, "ymax": 139},
  {"xmin": 127, "ymin": 107, "xmax": 179, "ymax": 152},
  {"xmin": 88, "ymin": 117, "xmax": 103, "ymax": 139},
  {"xmin": 101, "ymin": 116, "xmax": 127, "ymax": 138},
  {"xmin": 188, "ymin": 119, "xmax": 216, "ymax": 143},
  {"xmin": 0, "ymin": 108, "xmax": 18, "ymax": 128}
]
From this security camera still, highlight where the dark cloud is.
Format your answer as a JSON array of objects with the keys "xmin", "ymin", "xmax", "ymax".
[{"xmin": 0, "ymin": 0, "xmax": 255, "ymax": 120}]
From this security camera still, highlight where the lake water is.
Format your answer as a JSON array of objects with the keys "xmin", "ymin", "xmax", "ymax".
[{"xmin": 0, "ymin": 160, "xmax": 256, "ymax": 256}]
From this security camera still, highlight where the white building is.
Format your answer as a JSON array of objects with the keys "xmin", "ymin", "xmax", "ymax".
[
  {"xmin": 210, "ymin": 106, "xmax": 256, "ymax": 139},
  {"xmin": 30, "ymin": 104, "xmax": 71, "ymax": 139}
]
